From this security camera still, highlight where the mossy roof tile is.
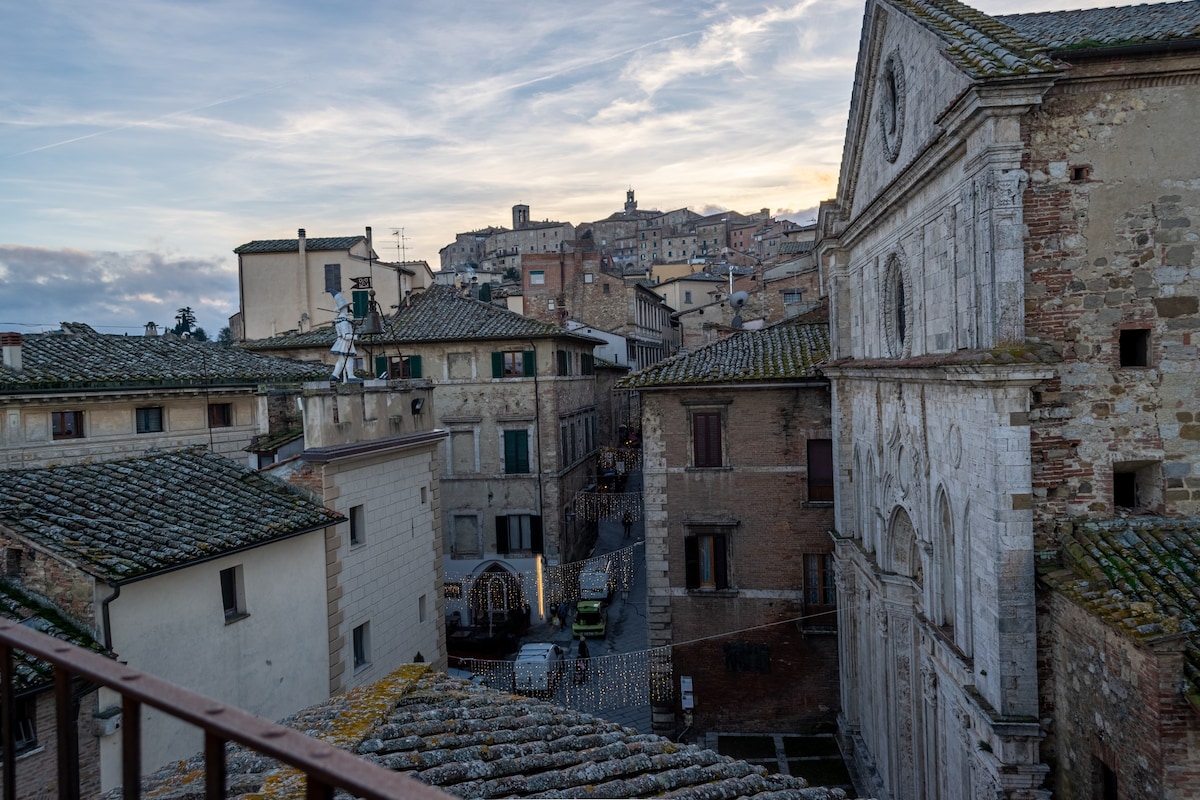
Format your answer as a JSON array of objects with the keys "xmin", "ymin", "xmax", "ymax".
[{"xmin": 0, "ymin": 449, "xmax": 342, "ymax": 582}]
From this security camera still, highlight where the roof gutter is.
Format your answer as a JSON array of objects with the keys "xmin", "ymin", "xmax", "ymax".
[{"xmin": 1049, "ymin": 37, "xmax": 1200, "ymax": 61}]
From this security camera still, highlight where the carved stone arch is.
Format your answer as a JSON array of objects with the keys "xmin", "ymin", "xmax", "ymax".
[
  {"xmin": 888, "ymin": 505, "xmax": 920, "ymax": 583},
  {"xmin": 864, "ymin": 450, "xmax": 878, "ymax": 554},
  {"xmin": 959, "ymin": 500, "xmax": 975, "ymax": 657},
  {"xmin": 935, "ymin": 486, "xmax": 955, "ymax": 629}
]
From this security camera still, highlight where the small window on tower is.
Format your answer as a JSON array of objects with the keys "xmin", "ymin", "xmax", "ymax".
[{"xmin": 1119, "ymin": 329, "xmax": 1150, "ymax": 367}]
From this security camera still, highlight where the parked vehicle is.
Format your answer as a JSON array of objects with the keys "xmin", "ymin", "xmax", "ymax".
[
  {"xmin": 578, "ymin": 560, "xmax": 613, "ymax": 602},
  {"xmin": 572, "ymin": 600, "xmax": 608, "ymax": 638},
  {"xmin": 512, "ymin": 642, "xmax": 565, "ymax": 695}
]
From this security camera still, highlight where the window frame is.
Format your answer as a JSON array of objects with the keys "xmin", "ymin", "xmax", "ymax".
[
  {"xmin": 684, "ymin": 530, "xmax": 729, "ymax": 591},
  {"xmin": 691, "ymin": 410, "xmax": 724, "ymax": 468},
  {"xmin": 220, "ymin": 565, "xmax": 248, "ymax": 623},
  {"xmin": 530, "ymin": 270, "xmax": 546, "ymax": 286},
  {"xmin": 807, "ymin": 439, "xmax": 835, "ymax": 502},
  {"xmin": 496, "ymin": 514, "xmax": 543, "ymax": 554},
  {"xmin": 502, "ymin": 428, "xmax": 531, "ymax": 474},
  {"xmin": 349, "ymin": 504, "xmax": 366, "ymax": 547},
  {"xmin": 804, "ymin": 553, "xmax": 837, "ymax": 608},
  {"xmin": 135, "ymin": 406, "xmax": 164, "ymax": 434},
  {"xmin": 352, "ymin": 622, "xmax": 371, "ymax": 671},
  {"xmin": 51, "ymin": 410, "xmax": 85, "ymax": 440},
  {"xmin": 492, "ymin": 350, "xmax": 535, "ymax": 378},
  {"xmin": 207, "ymin": 402, "xmax": 233, "ymax": 429}
]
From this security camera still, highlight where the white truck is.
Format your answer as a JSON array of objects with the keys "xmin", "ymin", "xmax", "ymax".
[
  {"xmin": 578, "ymin": 559, "xmax": 613, "ymax": 602},
  {"xmin": 512, "ymin": 642, "xmax": 565, "ymax": 695}
]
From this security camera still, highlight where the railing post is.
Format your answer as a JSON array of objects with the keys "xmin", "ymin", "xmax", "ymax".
[
  {"xmin": 122, "ymin": 694, "xmax": 140, "ymax": 800},
  {"xmin": 204, "ymin": 732, "xmax": 225, "ymax": 800},
  {"xmin": 306, "ymin": 778, "xmax": 334, "ymax": 800},
  {"xmin": 54, "ymin": 668, "xmax": 80, "ymax": 800},
  {"xmin": 0, "ymin": 642, "xmax": 14, "ymax": 800}
]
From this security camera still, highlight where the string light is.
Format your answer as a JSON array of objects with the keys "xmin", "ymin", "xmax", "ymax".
[
  {"xmin": 567, "ymin": 491, "xmax": 641, "ymax": 523},
  {"xmin": 445, "ymin": 543, "xmax": 642, "ymax": 610}
]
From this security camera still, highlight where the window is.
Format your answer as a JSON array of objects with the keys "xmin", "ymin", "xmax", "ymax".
[
  {"xmin": 581, "ymin": 353, "xmax": 594, "ymax": 375},
  {"xmin": 584, "ymin": 273, "xmax": 594, "ymax": 284},
  {"xmin": 684, "ymin": 291, "xmax": 693, "ymax": 304},
  {"xmin": 492, "ymin": 350, "xmax": 535, "ymax": 378},
  {"xmin": 52, "ymin": 410, "xmax": 84, "ymax": 440},
  {"xmin": 349, "ymin": 504, "xmax": 365, "ymax": 546},
  {"xmin": 805, "ymin": 554, "xmax": 836, "ymax": 606},
  {"xmin": 452, "ymin": 514, "xmax": 481, "ymax": 558},
  {"xmin": 783, "ymin": 289, "xmax": 804, "ymax": 304},
  {"xmin": 1094, "ymin": 757, "xmax": 1118, "ymax": 800},
  {"xmin": 1113, "ymin": 460, "xmax": 1161, "ymax": 511},
  {"xmin": 503, "ymin": 429, "xmax": 530, "ymax": 474},
  {"xmin": 220, "ymin": 565, "xmax": 247, "ymax": 622},
  {"xmin": 1119, "ymin": 328, "xmax": 1150, "ymax": 367},
  {"xmin": 556, "ymin": 349, "xmax": 571, "ymax": 376},
  {"xmin": 530, "ymin": 270, "xmax": 546, "ymax": 286},
  {"xmin": 207, "ymin": 403, "xmax": 232, "ymax": 428},
  {"xmin": 136, "ymin": 406, "xmax": 164, "ymax": 434},
  {"xmin": 808, "ymin": 439, "xmax": 834, "ymax": 502},
  {"xmin": 379, "ymin": 354, "xmax": 422, "ymax": 379},
  {"xmin": 603, "ymin": 283, "xmax": 611, "ymax": 295},
  {"xmin": 324, "ymin": 263, "xmax": 341, "ymax": 294},
  {"xmin": 5, "ymin": 696, "xmax": 36, "ymax": 755},
  {"xmin": 723, "ymin": 642, "xmax": 771, "ymax": 673},
  {"xmin": 353, "ymin": 622, "xmax": 371, "ymax": 670},
  {"xmin": 496, "ymin": 514, "xmax": 543, "ymax": 554},
  {"xmin": 692, "ymin": 411, "xmax": 723, "ymax": 468},
  {"xmin": 684, "ymin": 532, "xmax": 728, "ymax": 590},
  {"xmin": 418, "ymin": 594, "xmax": 427, "ymax": 623}
]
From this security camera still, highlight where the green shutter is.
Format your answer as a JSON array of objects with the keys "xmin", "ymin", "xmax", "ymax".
[
  {"xmin": 492, "ymin": 352, "xmax": 503, "ymax": 378},
  {"xmin": 409, "ymin": 354, "xmax": 423, "ymax": 378},
  {"xmin": 374, "ymin": 355, "xmax": 388, "ymax": 378},
  {"xmin": 523, "ymin": 350, "xmax": 536, "ymax": 377},
  {"xmin": 352, "ymin": 290, "xmax": 369, "ymax": 319}
]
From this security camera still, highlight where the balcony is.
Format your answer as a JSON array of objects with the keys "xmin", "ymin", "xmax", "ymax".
[{"xmin": 0, "ymin": 618, "xmax": 449, "ymax": 800}]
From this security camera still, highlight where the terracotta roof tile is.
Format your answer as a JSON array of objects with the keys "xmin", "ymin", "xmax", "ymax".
[
  {"xmin": 130, "ymin": 670, "xmax": 852, "ymax": 799},
  {"xmin": 245, "ymin": 284, "xmax": 600, "ymax": 350},
  {"xmin": 618, "ymin": 320, "xmax": 830, "ymax": 389},
  {"xmin": 0, "ymin": 580, "xmax": 106, "ymax": 691},
  {"xmin": 0, "ymin": 450, "xmax": 342, "ymax": 582},
  {"xmin": 999, "ymin": 1, "xmax": 1200, "ymax": 51},
  {"xmin": 233, "ymin": 236, "xmax": 363, "ymax": 254},
  {"xmin": 0, "ymin": 324, "xmax": 329, "ymax": 390},
  {"xmin": 1044, "ymin": 517, "xmax": 1200, "ymax": 695}
]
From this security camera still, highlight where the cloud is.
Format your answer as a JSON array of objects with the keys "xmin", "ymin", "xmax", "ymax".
[{"xmin": 0, "ymin": 245, "xmax": 236, "ymax": 336}]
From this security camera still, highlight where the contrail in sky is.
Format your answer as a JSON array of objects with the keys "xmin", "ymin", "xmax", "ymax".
[{"xmin": 5, "ymin": 80, "xmax": 295, "ymax": 158}]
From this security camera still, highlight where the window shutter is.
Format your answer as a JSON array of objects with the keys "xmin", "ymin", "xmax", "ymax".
[
  {"xmin": 684, "ymin": 537, "xmax": 699, "ymax": 590},
  {"xmin": 516, "ymin": 430, "xmax": 529, "ymax": 473},
  {"xmin": 504, "ymin": 430, "xmax": 516, "ymax": 469},
  {"xmin": 557, "ymin": 350, "xmax": 568, "ymax": 376},
  {"xmin": 693, "ymin": 412, "xmax": 722, "ymax": 467},
  {"xmin": 374, "ymin": 355, "xmax": 389, "ymax": 378},
  {"xmin": 492, "ymin": 352, "xmax": 503, "ymax": 378},
  {"xmin": 409, "ymin": 355, "xmax": 423, "ymax": 378},
  {"xmin": 713, "ymin": 534, "xmax": 729, "ymax": 590},
  {"xmin": 523, "ymin": 350, "xmax": 536, "ymax": 377},
  {"xmin": 496, "ymin": 516, "xmax": 509, "ymax": 554},
  {"xmin": 352, "ymin": 290, "xmax": 370, "ymax": 319},
  {"xmin": 808, "ymin": 439, "xmax": 834, "ymax": 501},
  {"xmin": 530, "ymin": 516, "xmax": 543, "ymax": 554}
]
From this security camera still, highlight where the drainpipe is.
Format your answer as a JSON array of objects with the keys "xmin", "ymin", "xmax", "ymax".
[
  {"xmin": 527, "ymin": 341, "xmax": 545, "ymax": 558},
  {"xmin": 100, "ymin": 581, "xmax": 121, "ymax": 652}
]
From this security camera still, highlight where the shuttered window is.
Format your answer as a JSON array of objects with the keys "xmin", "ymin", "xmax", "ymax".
[
  {"xmin": 684, "ymin": 532, "xmax": 728, "ymax": 590},
  {"xmin": 692, "ymin": 411, "xmax": 723, "ymax": 467},
  {"xmin": 503, "ymin": 429, "xmax": 530, "ymax": 474},
  {"xmin": 808, "ymin": 439, "xmax": 834, "ymax": 502}
]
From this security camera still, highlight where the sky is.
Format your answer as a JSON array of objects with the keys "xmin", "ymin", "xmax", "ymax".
[{"xmin": 1, "ymin": 0, "xmax": 1111, "ymax": 337}]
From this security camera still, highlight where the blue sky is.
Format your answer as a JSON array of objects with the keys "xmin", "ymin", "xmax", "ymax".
[{"xmin": 1, "ymin": 0, "xmax": 1104, "ymax": 336}]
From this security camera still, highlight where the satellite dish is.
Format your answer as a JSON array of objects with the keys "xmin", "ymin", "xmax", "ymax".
[{"xmin": 730, "ymin": 291, "xmax": 749, "ymax": 309}]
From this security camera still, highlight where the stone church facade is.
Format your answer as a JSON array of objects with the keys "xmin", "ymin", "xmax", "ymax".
[{"xmin": 817, "ymin": 1, "xmax": 1200, "ymax": 798}]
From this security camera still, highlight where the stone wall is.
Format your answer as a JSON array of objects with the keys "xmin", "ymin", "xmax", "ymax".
[
  {"xmin": 1039, "ymin": 587, "xmax": 1200, "ymax": 800},
  {"xmin": 1023, "ymin": 67, "xmax": 1200, "ymax": 529}
]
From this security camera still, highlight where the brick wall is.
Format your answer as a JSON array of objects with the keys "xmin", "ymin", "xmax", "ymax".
[
  {"xmin": 0, "ymin": 692, "xmax": 101, "ymax": 800},
  {"xmin": 1040, "ymin": 588, "xmax": 1200, "ymax": 800}
]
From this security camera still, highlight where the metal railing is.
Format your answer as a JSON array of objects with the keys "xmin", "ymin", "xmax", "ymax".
[{"xmin": 0, "ymin": 619, "xmax": 449, "ymax": 800}]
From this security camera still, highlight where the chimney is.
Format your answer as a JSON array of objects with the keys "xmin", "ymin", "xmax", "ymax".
[
  {"xmin": 144, "ymin": 322, "xmax": 159, "ymax": 337},
  {"xmin": 298, "ymin": 228, "xmax": 307, "ymax": 256},
  {"xmin": 366, "ymin": 226, "xmax": 373, "ymax": 255},
  {"xmin": 0, "ymin": 333, "xmax": 22, "ymax": 372}
]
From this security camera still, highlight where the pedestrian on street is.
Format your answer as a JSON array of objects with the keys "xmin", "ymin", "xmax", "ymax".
[{"xmin": 622, "ymin": 510, "xmax": 634, "ymax": 539}]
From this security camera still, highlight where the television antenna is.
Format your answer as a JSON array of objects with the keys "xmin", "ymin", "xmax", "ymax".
[{"xmin": 391, "ymin": 227, "xmax": 409, "ymax": 263}]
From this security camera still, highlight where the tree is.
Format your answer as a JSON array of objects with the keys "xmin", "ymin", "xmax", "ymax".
[
  {"xmin": 173, "ymin": 307, "xmax": 197, "ymax": 335},
  {"xmin": 190, "ymin": 327, "xmax": 209, "ymax": 342},
  {"xmin": 216, "ymin": 327, "xmax": 233, "ymax": 347}
]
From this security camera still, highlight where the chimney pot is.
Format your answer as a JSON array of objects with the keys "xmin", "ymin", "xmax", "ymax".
[
  {"xmin": 298, "ymin": 228, "xmax": 306, "ymax": 238},
  {"xmin": 0, "ymin": 332, "xmax": 23, "ymax": 372}
]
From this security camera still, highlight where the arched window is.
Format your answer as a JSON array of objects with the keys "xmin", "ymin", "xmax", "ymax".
[{"xmin": 937, "ymin": 491, "xmax": 955, "ymax": 629}]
